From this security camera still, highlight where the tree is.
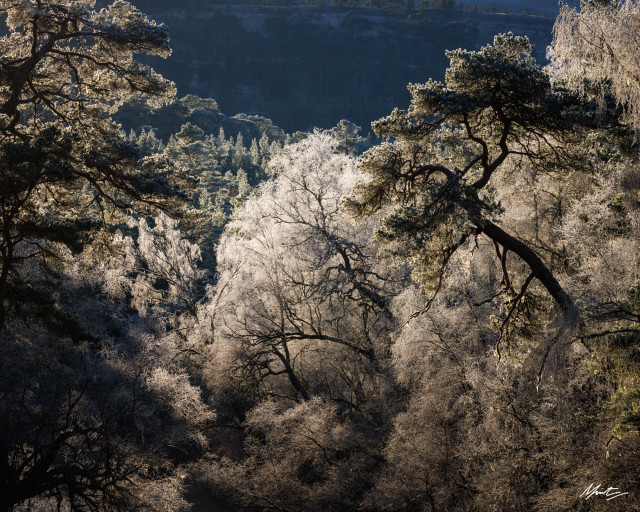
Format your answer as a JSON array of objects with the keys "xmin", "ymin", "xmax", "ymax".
[
  {"xmin": 203, "ymin": 398, "xmax": 377, "ymax": 512},
  {"xmin": 0, "ymin": 0, "xmax": 180, "ymax": 328},
  {"xmin": 548, "ymin": 0, "xmax": 640, "ymax": 130},
  {"xmin": 548, "ymin": 0, "xmax": 640, "ymax": 444},
  {"xmin": 124, "ymin": 212, "xmax": 207, "ymax": 320},
  {"xmin": 364, "ymin": 270, "xmax": 615, "ymax": 511},
  {"xmin": 210, "ymin": 133, "xmax": 402, "ymax": 405},
  {"xmin": 0, "ymin": 2, "xmax": 220, "ymax": 509},
  {"xmin": 346, "ymin": 33, "xmax": 623, "ymax": 379},
  {"xmin": 341, "ymin": 32, "xmax": 640, "ymax": 509},
  {"xmin": 0, "ymin": 246, "xmax": 215, "ymax": 511},
  {"xmin": 327, "ymin": 119, "xmax": 366, "ymax": 155},
  {"xmin": 160, "ymin": 122, "xmax": 266, "ymax": 269}
]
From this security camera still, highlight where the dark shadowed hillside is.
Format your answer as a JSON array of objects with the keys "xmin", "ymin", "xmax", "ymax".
[{"xmin": 135, "ymin": 5, "xmax": 557, "ymax": 132}]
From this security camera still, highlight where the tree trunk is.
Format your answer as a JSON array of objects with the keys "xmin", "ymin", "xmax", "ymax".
[
  {"xmin": 479, "ymin": 219, "xmax": 582, "ymax": 327},
  {"xmin": 273, "ymin": 347, "xmax": 310, "ymax": 401}
]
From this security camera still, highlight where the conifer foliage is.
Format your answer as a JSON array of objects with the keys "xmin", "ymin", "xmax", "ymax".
[
  {"xmin": 0, "ymin": 0, "xmax": 180, "ymax": 328},
  {"xmin": 0, "ymin": 2, "xmax": 204, "ymax": 510},
  {"xmin": 346, "ymin": 33, "xmax": 620, "ymax": 375}
]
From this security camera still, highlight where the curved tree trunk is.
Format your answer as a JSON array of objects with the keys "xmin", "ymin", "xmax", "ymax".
[
  {"xmin": 479, "ymin": 219, "xmax": 581, "ymax": 327},
  {"xmin": 475, "ymin": 218, "xmax": 584, "ymax": 382}
]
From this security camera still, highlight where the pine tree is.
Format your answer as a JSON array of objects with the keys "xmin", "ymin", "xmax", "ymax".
[
  {"xmin": 346, "ymin": 34, "xmax": 626, "ymax": 379},
  {"xmin": 0, "ymin": 0, "xmax": 182, "ymax": 329}
]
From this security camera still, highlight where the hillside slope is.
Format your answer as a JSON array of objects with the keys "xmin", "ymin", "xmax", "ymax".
[{"xmin": 134, "ymin": 4, "xmax": 563, "ymax": 132}]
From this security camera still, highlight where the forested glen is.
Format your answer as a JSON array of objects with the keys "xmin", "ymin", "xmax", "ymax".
[{"xmin": 1, "ymin": 1, "xmax": 639, "ymax": 512}]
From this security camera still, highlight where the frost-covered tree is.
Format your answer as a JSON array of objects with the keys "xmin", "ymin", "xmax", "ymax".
[
  {"xmin": 0, "ymin": 2, "xmax": 221, "ymax": 509},
  {"xmin": 0, "ymin": 0, "xmax": 174, "ymax": 135},
  {"xmin": 548, "ymin": 0, "xmax": 640, "ymax": 130},
  {"xmin": 123, "ymin": 212, "xmax": 206, "ymax": 320},
  {"xmin": 0, "ymin": 0, "xmax": 180, "ymax": 328},
  {"xmin": 203, "ymin": 398, "xmax": 377, "ymax": 512},
  {"xmin": 159, "ymin": 122, "xmax": 273, "ymax": 270},
  {"xmin": 547, "ymin": 0, "xmax": 640, "ymax": 444},
  {"xmin": 128, "ymin": 127, "xmax": 165, "ymax": 156},
  {"xmin": 344, "ymin": 29, "xmax": 640, "ymax": 511},
  {"xmin": 365, "ymin": 253, "xmax": 613, "ymax": 511},
  {"xmin": 328, "ymin": 119, "xmax": 367, "ymax": 154},
  {"xmin": 0, "ymin": 243, "xmax": 215, "ymax": 511},
  {"xmin": 210, "ymin": 132, "xmax": 403, "ymax": 404},
  {"xmin": 346, "ymin": 33, "xmax": 626, "ymax": 380},
  {"xmin": 194, "ymin": 131, "xmax": 406, "ymax": 512}
]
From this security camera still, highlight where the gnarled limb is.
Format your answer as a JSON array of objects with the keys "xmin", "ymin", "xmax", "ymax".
[{"xmin": 478, "ymin": 218, "xmax": 582, "ymax": 328}]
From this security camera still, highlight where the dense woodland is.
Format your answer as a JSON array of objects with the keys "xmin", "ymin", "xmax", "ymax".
[{"xmin": 1, "ymin": 0, "xmax": 640, "ymax": 511}]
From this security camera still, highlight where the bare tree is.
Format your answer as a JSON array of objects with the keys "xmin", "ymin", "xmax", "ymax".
[{"xmin": 211, "ymin": 132, "xmax": 403, "ymax": 405}]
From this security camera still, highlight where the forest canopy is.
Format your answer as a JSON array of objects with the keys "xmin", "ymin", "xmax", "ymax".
[{"xmin": 0, "ymin": 1, "xmax": 639, "ymax": 511}]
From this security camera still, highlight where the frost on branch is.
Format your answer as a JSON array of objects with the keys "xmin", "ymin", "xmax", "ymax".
[
  {"xmin": 126, "ymin": 212, "xmax": 206, "ymax": 319},
  {"xmin": 548, "ymin": 0, "xmax": 640, "ymax": 130},
  {"xmin": 210, "ymin": 132, "xmax": 403, "ymax": 403}
]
